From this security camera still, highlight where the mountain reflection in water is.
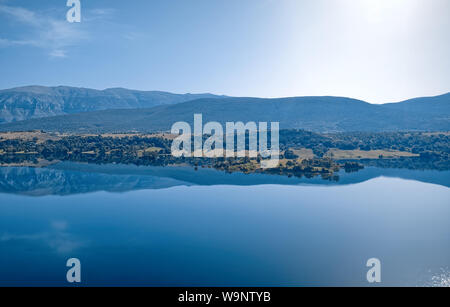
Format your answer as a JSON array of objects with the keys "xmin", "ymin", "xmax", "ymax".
[{"xmin": 0, "ymin": 162, "xmax": 448, "ymax": 196}]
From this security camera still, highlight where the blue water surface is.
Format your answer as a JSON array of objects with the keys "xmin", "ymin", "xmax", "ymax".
[{"xmin": 0, "ymin": 164, "xmax": 449, "ymax": 286}]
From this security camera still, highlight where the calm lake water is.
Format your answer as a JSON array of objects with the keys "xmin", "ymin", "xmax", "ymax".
[{"xmin": 0, "ymin": 163, "xmax": 449, "ymax": 286}]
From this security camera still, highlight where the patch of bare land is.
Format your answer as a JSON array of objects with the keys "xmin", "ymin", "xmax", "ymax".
[
  {"xmin": 0, "ymin": 131, "xmax": 177, "ymax": 141},
  {"xmin": 290, "ymin": 148, "xmax": 315, "ymax": 159},
  {"xmin": 0, "ymin": 158, "xmax": 58, "ymax": 168},
  {"xmin": 65, "ymin": 132, "xmax": 177, "ymax": 140},
  {"xmin": 325, "ymin": 149, "xmax": 419, "ymax": 160},
  {"xmin": 421, "ymin": 131, "xmax": 450, "ymax": 136},
  {"xmin": 0, "ymin": 131, "xmax": 62, "ymax": 143}
]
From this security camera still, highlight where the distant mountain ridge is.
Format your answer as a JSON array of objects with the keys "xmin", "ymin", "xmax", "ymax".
[
  {"xmin": 0, "ymin": 85, "xmax": 224, "ymax": 123},
  {"xmin": 382, "ymin": 92, "xmax": 450, "ymax": 115},
  {"xmin": 0, "ymin": 92, "xmax": 449, "ymax": 133}
]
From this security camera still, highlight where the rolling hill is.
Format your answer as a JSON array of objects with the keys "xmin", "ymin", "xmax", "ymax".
[
  {"xmin": 0, "ymin": 86, "xmax": 224, "ymax": 123},
  {"xmin": 0, "ymin": 93, "xmax": 448, "ymax": 133}
]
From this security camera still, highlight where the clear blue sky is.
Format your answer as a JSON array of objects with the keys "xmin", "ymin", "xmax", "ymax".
[{"xmin": 0, "ymin": 0, "xmax": 449, "ymax": 103}]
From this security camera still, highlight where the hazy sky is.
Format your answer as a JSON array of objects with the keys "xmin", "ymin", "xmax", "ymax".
[{"xmin": 0, "ymin": 0, "xmax": 449, "ymax": 103}]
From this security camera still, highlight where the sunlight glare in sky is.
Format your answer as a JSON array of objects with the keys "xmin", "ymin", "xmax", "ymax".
[{"xmin": 0, "ymin": 0, "xmax": 448, "ymax": 103}]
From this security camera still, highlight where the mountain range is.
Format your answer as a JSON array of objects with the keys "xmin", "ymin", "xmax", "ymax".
[
  {"xmin": 0, "ymin": 86, "xmax": 223, "ymax": 123},
  {"xmin": 0, "ymin": 86, "xmax": 448, "ymax": 133}
]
